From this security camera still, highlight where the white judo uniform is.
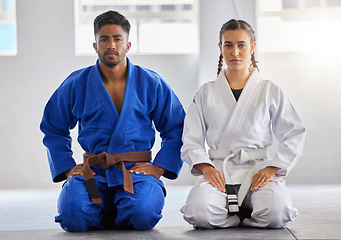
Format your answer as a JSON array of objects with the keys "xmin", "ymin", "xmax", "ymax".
[{"xmin": 180, "ymin": 69, "xmax": 305, "ymax": 228}]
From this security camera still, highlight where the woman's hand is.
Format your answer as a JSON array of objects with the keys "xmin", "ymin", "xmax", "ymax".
[
  {"xmin": 251, "ymin": 166, "xmax": 280, "ymax": 191},
  {"xmin": 194, "ymin": 163, "xmax": 226, "ymax": 192},
  {"xmin": 129, "ymin": 162, "xmax": 165, "ymax": 179}
]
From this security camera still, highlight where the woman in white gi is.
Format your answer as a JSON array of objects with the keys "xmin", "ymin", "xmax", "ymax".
[{"xmin": 180, "ymin": 19, "xmax": 305, "ymax": 228}]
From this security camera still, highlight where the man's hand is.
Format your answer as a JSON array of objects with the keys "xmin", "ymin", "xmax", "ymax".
[
  {"xmin": 65, "ymin": 164, "xmax": 96, "ymax": 179},
  {"xmin": 129, "ymin": 162, "xmax": 165, "ymax": 179},
  {"xmin": 251, "ymin": 166, "xmax": 280, "ymax": 191},
  {"xmin": 194, "ymin": 163, "xmax": 226, "ymax": 193}
]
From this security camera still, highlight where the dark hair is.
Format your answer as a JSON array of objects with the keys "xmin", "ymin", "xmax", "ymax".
[
  {"xmin": 217, "ymin": 19, "xmax": 259, "ymax": 76},
  {"xmin": 94, "ymin": 10, "xmax": 131, "ymax": 37}
]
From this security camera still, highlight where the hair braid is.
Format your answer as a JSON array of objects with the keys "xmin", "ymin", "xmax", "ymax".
[
  {"xmin": 217, "ymin": 53, "xmax": 224, "ymax": 76},
  {"xmin": 250, "ymin": 53, "xmax": 259, "ymax": 71}
]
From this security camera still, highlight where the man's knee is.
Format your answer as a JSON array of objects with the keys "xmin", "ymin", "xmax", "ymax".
[
  {"xmin": 116, "ymin": 181, "xmax": 165, "ymax": 230},
  {"xmin": 56, "ymin": 195, "xmax": 89, "ymax": 232},
  {"xmin": 56, "ymin": 176, "xmax": 103, "ymax": 232},
  {"xmin": 130, "ymin": 204, "xmax": 162, "ymax": 230},
  {"xmin": 56, "ymin": 213, "xmax": 88, "ymax": 232}
]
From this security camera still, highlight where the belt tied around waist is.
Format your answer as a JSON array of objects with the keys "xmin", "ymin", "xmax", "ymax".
[
  {"xmin": 208, "ymin": 147, "xmax": 269, "ymax": 164},
  {"xmin": 208, "ymin": 147, "xmax": 269, "ymax": 212},
  {"xmin": 82, "ymin": 151, "xmax": 152, "ymax": 204}
]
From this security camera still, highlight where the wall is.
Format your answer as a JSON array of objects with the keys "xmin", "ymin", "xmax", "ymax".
[{"xmin": 1, "ymin": 0, "xmax": 338, "ymax": 189}]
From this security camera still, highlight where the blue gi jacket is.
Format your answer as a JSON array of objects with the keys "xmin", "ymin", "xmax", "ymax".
[{"xmin": 40, "ymin": 58, "xmax": 185, "ymax": 191}]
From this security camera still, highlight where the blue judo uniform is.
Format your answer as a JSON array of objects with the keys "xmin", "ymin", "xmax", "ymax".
[{"xmin": 40, "ymin": 58, "xmax": 185, "ymax": 231}]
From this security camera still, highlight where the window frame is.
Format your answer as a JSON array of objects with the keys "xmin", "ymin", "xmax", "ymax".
[{"xmin": 74, "ymin": 0, "xmax": 200, "ymax": 56}]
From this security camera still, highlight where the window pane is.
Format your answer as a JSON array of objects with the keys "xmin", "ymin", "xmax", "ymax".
[
  {"xmin": 139, "ymin": 19, "xmax": 198, "ymax": 53},
  {"xmin": 326, "ymin": 0, "xmax": 341, "ymax": 7},
  {"xmin": 136, "ymin": 5, "xmax": 151, "ymax": 12},
  {"xmin": 305, "ymin": 0, "xmax": 320, "ymax": 8},
  {"xmin": 258, "ymin": 16, "xmax": 315, "ymax": 52},
  {"xmin": 161, "ymin": 4, "xmax": 176, "ymax": 11},
  {"xmin": 128, "ymin": 19, "xmax": 137, "ymax": 53},
  {"xmin": 282, "ymin": 0, "xmax": 297, "ymax": 9},
  {"xmin": 318, "ymin": 18, "xmax": 341, "ymax": 52},
  {"xmin": 259, "ymin": 0, "xmax": 282, "ymax": 12},
  {"xmin": 76, "ymin": 23, "xmax": 93, "ymax": 55},
  {"xmin": 0, "ymin": 0, "xmax": 16, "ymax": 56}
]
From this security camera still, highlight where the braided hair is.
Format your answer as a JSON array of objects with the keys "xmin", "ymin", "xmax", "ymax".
[{"xmin": 217, "ymin": 19, "xmax": 259, "ymax": 76}]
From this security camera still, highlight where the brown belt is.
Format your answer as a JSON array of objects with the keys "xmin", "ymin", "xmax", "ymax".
[{"xmin": 83, "ymin": 151, "xmax": 152, "ymax": 204}]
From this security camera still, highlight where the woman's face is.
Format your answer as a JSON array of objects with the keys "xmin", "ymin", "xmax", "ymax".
[{"xmin": 219, "ymin": 29, "xmax": 256, "ymax": 72}]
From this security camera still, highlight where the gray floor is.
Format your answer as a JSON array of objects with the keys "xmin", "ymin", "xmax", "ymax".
[{"xmin": 0, "ymin": 184, "xmax": 340, "ymax": 240}]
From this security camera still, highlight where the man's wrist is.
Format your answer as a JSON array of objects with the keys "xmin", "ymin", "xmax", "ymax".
[{"xmin": 155, "ymin": 166, "xmax": 166, "ymax": 175}]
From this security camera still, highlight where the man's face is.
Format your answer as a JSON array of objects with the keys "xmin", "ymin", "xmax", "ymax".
[{"xmin": 93, "ymin": 24, "xmax": 131, "ymax": 68}]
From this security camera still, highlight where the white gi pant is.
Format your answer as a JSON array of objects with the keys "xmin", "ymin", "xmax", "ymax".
[{"xmin": 180, "ymin": 177, "xmax": 297, "ymax": 229}]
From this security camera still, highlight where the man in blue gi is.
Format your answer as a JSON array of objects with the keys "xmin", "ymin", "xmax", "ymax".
[{"xmin": 40, "ymin": 10, "xmax": 185, "ymax": 232}]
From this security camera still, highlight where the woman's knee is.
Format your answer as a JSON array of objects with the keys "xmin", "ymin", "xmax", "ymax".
[
  {"xmin": 267, "ymin": 199, "xmax": 298, "ymax": 228},
  {"xmin": 251, "ymin": 187, "xmax": 297, "ymax": 228},
  {"xmin": 181, "ymin": 202, "xmax": 217, "ymax": 228},
  {"xmin": 181, "ymin": 182, "xmax": 228, "ymax": 228},
  {"xmin": 182, "ymin": 197, "xmax": 241, "ymax": 229}
]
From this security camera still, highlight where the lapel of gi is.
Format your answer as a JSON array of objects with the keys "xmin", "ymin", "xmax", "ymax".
[
  {"xmin": 107, "ymin": 58, "xmax": 134, "ymax": 153},
  {"xmin": 93, "ymin": 60, "xmax": 119, "ymax": 124},
  {"xmin": 93, "ymin": 58, "xmax": 134, "ymax": 154},
  {"xmin": 217, "ymin": 69, "xmax": 261, "ymax": 150}
]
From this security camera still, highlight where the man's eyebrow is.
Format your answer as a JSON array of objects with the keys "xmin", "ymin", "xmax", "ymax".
[
  {"xmin": 113, "ymin": 34, "xmax": 123, "ymax": 38},
  {"xmin": 99, "ymin": 34, "xmax": 123, "ymax": 38}
]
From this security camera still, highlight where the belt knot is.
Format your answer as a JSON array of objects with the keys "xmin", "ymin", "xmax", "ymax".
[{"xmin": 82, "ymin": 151, "xmax": 152, "ymax": 204}]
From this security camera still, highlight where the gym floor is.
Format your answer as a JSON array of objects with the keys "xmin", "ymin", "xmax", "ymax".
[{"xmin": 0, "ymin": 184, "xmax": 340, "ymax": 240}]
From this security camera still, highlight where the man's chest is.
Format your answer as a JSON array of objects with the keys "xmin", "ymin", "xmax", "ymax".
[{"xmin": 104, "ymin": 81, "xmax": 126, "ymax": 114}]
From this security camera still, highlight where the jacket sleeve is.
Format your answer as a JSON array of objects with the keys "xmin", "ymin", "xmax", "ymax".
[
  {"xmin": 180, "ymin": 90, "xmax": 215, "ymax": 176},
  {"xmin": 40, "ymin": 80, "xmax": 78, "ymax": 182},
  {"xmin": 151, "ymin": 78, "xmax": 185, "ymax": 180},
  {"xmin": 270, "ymin": 86, "xmax": 306, "ymax": 176}
]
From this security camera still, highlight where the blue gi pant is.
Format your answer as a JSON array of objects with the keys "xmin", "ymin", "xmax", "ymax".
[{"xmin": 55, "ymin": 175, "xmax": 165, "ymax": 232}]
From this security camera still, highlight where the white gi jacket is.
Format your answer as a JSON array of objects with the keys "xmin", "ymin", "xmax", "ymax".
[{"xmin": 181, "ymin": 69, "xmax": 305, "ymax": 205}]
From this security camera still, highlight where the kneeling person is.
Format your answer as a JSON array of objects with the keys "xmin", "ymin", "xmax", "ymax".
[{"xmin": 40, "ymin": 10, "xmax": 185, "ymax": 232}]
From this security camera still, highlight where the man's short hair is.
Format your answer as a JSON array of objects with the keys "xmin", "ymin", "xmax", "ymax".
[{"xmin": 94, "ymin": 10, "xmax": 131, "ymax": 37}]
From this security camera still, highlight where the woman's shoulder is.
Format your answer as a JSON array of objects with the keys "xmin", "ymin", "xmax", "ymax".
[
  {"xmin": 192, "ymin": 80, "xmax": 216, "ymax": 101},
  {"xmin": 258, "ymin": 76, "xmax": 288, "ymax": 102},
  {"xmin": 266, "ymin": 80, "xmax": 284, "ymax": 93},
  {"xmin": 197, "ymin": 79, "xmax": 218, "ymax": 93}
]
